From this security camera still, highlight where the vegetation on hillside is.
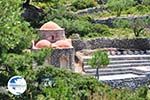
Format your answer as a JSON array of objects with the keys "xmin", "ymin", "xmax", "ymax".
[
  {"xmin": 31, "ymin": 0, "xmax": 150, "ymax": 39},
  {"xmin": 0, "ymin": 0, "xmax": 150, "ymax": 99},
  {"xmin": 107, "ymin": 0, "xmax": 135, "ymax": 17},
  {"xmin": 114, "ymin": 17, "xmax": 150, "ymax": 37}
]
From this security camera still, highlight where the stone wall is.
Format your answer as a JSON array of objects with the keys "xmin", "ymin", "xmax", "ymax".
[
  {"xmin": 94, "ymin": 15, "xmax": 150, "ymax": 27},
  {"xmin": 50, "ymin": 48, "xmax": 75, "ymax": 70},
  {"xmin": 76, "ymin": 6, "xmax": 107, "ymax": 15},
  {"xmin": 102, "ymin": 76, "xmax": 150, "ymax": 89},
  {"xmin": 72, "ymin": 38, "xmax": 150, "ymax": 51},
  {"xmin": 97, "ymin": 0, "xmax": 144, "ymax": 4}
]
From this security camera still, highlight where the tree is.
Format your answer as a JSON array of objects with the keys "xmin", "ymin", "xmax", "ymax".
[
  {"xmin": 88, "ymin": 50, "xmax": 109, "ymax": 80},
  {"xmin": 113, "ymin": 16, "xmax": 150, "ymax": 37},
  {"xmin": 131, "ymin": 17, "xmax": 150, "ymax": 37},
  {"xmin": 107, "ymin": 0, "xmax": 135, "ymax": 16},
  {"xmin": 0, "ymin": 0, "xmax": 36, "ymax": 54},
  {"xmin": 131, "ymin": 18, "xmax": 145, "ymax": 37}
]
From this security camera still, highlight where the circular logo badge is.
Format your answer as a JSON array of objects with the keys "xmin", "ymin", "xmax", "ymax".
[{"xmin": 7, "ymin": 76, "xmax": 27, "ymax": 95}]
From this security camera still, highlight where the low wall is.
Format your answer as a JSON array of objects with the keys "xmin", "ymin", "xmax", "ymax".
[
  {"xmin": 76, "ymin": 6, "xmax": 107, "ymax": 15},
  {"xmin": 94, "ymin": 15, "xmax": 150, "ymax": 27},
  {"xmin": 72, "ymin": 38, "xmax": 150, "ymax": 51},
  {"xmin": 102, "ymin": 76, "xmax": 150, "ymax": 89},
  {"xmin": 97, "ymin": 0, "xmax": 144, "ymax": 4}
]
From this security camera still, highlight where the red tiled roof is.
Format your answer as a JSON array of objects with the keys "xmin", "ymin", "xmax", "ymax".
[
  {"xmin": 52, "ymin": 39, "xmax": 73, "ymax": 49},
  {"xmin": 40, "ymin": 21, "xmax": 63, "ymax": 30},
  {"xmin": 35, "ymin": 39, "xmax": 51, "ymax": 48}
]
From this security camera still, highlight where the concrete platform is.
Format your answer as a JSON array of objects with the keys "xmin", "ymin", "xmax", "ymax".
[{"xmin": 99, "ymin": 73, "xmax": 145, "ymax": 81}]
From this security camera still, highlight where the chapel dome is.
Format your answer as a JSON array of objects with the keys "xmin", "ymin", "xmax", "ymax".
[
  {"xmin": 40, "ymin": 21, "xmax": 63, "ymax": 30},
  {"xmin": 35, "ymin": 39, "xmax": 51, "ymax": 48},
  {"xmin": 52, "ymin": 39, "xmax": 73, "ymax": 49}
]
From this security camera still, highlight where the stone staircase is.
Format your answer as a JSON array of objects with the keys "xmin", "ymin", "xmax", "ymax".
[{"xmin": 83, "ymin": 52, "xmax": 150, "ymax": 89}]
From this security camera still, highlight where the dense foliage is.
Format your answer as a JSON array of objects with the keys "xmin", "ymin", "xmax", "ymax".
[
  {"xmin": 1, "ymin": 65, "xmax": 150, "ymax": 100},
  {"xmin": 72, "ymin": 0, "xmax": 97, "ymax": 10},
  {"xmin": 28, "ymin": 0, "xmax": 150, "ymax": 38},
  {"xmin": 107, "ymin": 0, "xmax": 135, "ymax": 16},
  {"xmin": 54, "ymin": 18, "xmax": 111, "ymax": 37},
  {"xmin": 0, "ymin": 0, "xmax": 36, "ymax": 54}
]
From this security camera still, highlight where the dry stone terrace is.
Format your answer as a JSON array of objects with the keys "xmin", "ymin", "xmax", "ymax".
[
  {"xmin": 76, "ymin": 49, "xmax": 150, "ymax": 89},
  {"xmin": 72, "ymin": 38, "xmax": 150, "ymax": 51},
  {"xmin": 94, "ymin": 15, "xmax": 150, "ymax": 27}
]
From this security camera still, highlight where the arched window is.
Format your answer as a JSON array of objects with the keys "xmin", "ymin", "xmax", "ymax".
[{"xmin": 51, "ymin": 35, "xmax": 54, "ymax": 40}]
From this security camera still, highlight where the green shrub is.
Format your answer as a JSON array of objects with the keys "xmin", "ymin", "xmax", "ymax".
[
  {"xmin": 54, "ymin": 18, "xmax": 111, "ymax": 38},
  {"xmin": 72, "ymin": 0, "xmax": 97, "ymax": 10},
  {"xmin": 1, "ymin": 48, "xmax": 51, "ymax": 76},
  {"xmin": 88, "ymin": 50, "xmax": 109, "ymax": 79},
  {"xmin": 0, "ymin": 65, "xmax": 105, "ymax": 100},
  {"xmin": 85, "ymin": 24, "xmax": 111, "ymax": 38},
  {"xmin": 33, "ymin": 0, "xmax": 50, "ymax": 2},
  {"xmin": 107, "ymin": 0, "xmax": 135, "ymax": 16},
  {"xmin": 125, "ymin": 6, "xmax": 138, "ymax": 14},
  {"xmin": 54, "ymin": 19, "xmax": 93, "ymax": 37},
  {"xmin": 35, "ymin": 66, "xmax": 103, "ymax": 100},
  {"xmin": 86, "ymin": 32, "xmax": 100, "ymax": 38},
  {"xmin": 42, "ymin": 6, "xmax": 77, "ymax": 24},
  {"xmin": 92, "ymin": 24, "xmax": 110, "ymax": 34},
  {"xmin": 1, "ymin": 65, "xmax": 149, "ymax": 100},
  {"xmin": 77, "ymin": 15, "xmax": 94, "ymax": 22},
  {"xmin": 113, "ymin": 19, "xmax": 130, "ymax": 28},
  {"xmin": 136, "ymin": 5, "xmax": 150, "ymax": 14},
  {"xmin": 69, "ymin": 33, "xmax": 81, "ymax": 40}
]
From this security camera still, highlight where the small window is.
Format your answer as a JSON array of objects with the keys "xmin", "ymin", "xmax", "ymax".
[{"xmin": 52, "ymin": 35, "xmax": 54, "ymax": 40}]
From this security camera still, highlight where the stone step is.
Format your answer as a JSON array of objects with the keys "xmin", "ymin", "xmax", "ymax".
[
  {"xmin": 84, "ymin": 59, "xmax": 150, "ymax": 65},
  {"xmin": 84, "ymin": 62, "xmax": 150, "ymax": 68},
  {"xmin": 80, "ymin": 52, "xmax": 150, "ymax": 89},
  {"xmin": 84, "ymin": 65, "xmax": 150, "ymax": 73},
  {"xmin": 108, "ymin": 63, "xmax": 150, "ymax": 68},
  {"xmin": 84, "ymin": 65, "xmax": 149, "ymax": 69},
  {"xmin": 109, "ymin": 59, "xmax": 150, "ymax": 64},
  {"xmin": 83, "ymin": 56, "xmax": 92, "ymax": 62},
  {"xmin": 83, "ymin": 55, "xmax": 150, "ymax": 62},
  {"xmin": 84, "ymin": 66, "xmax": 147, "ymax": 75},
  {"xmin": 85, "ymin": 70, "xmax": 141, "ymax": 76},
  {"xmin": 84, "ymin": 66, "xmax": 130, "ymax": 71},
  {"xmin": 109, "ymin": 55, "xmax": 150, "ymax": 60},
  {"xmin": 84, "ymin": 65, "xmax": 150, "ymax": 89}
]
